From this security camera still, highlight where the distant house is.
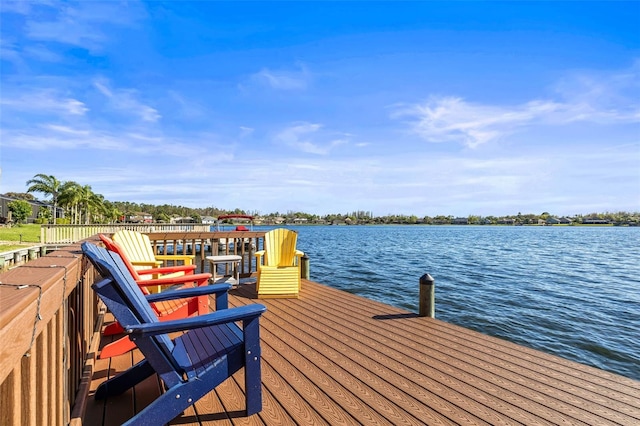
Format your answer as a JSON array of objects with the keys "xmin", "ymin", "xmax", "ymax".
[
  {"xmin": 452, "ymin": 217, "xmax": 469, "ymax": 225},
  {"xmin": 293, "ymin": 218, "xmax": 308, "ymax": 224},
  {"xmin": 558, "ymin": 217, "xmax": 572, "ymax": 224},
  {"xmin": 172, "ymin": 216, "xmax": 195, "ymax": 224},
  {"xmin": 546, "ymin": 217, "xmax": 561, "ymax": 225},
  {"xmin": 582, "ymin": 218, "xmax": 609, "ymax": 225},
  {"xmin": 0, "ymin": 195, "xmax": 63, "ymax": 224},
  {"xmin": 201, "ymin": 216, "xmax": 216, "ymax": 224},
  {"xmin": 498, "ymin": 218, "xmax": 515, "ymax": 225},
  {"xmin": 124, "ymin": 212, "xmax": 153, "ymax": 223}
]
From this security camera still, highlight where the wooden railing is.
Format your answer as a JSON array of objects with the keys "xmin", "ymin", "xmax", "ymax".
[
  {"xmin": 0, "ymin": 231, "xmax": 284, "ymax": 425},
  {"xmin": 145, "ymin": 231, "xmax": 267, "ymax": 276},
  {"xmin": 1, "ymin": 246, "xmax": 48, "ymax": 271},
  {"xmin": 0, "ymin": 241, "xmax": 101, "ymax": 426},
  {"xmin": 40, "ymin": 223, "xmax": 211, "ymax": 245}
]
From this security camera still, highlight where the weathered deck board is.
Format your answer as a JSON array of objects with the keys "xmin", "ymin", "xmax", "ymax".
[{"xmin": 84, "ymin": 278, "xmax": 640, "ymax": 425}]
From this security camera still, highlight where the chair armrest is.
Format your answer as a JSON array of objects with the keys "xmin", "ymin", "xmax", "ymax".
[
  {"xmin": 132, "ymin": 260, "xmax": 164, "ymax": 267},
  {"xmin": 145, "ymin": 283, "xmax": 230, "ymax": 303},
  {"xmin": 155, "ymin": 254, "xmax": 195, "ymax": 265},
  {"xmin": 136, "ymin": 265, "xmax": 196, "ymax": 276},
  {"xmin": 255, "ymin": 250, "xmax": 265, "ymax": 268},
  {"xmin": 135, "ymin": 272, "xmax": 211, "ymax": 288},
  {"xmin": 126, "ymin": 304, "xmax": 267, "ymax": 336}
]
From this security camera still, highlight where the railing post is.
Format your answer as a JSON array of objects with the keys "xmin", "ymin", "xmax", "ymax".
[
  {"xmin": 301, "ymin": 254, "xmax": 310, "ymax": 280},
  {"xmin": 28, "ymin": 248, "xmax": 36, "ymax": 260},
  {"xmin": 419, "ymin": 274, "xmax": 435, "ymax": 318}
]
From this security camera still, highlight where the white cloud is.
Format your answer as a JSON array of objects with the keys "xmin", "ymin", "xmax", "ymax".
[
  {"xmin": 23, "ymin": 44, "xmax": 63, "ymax": 62},
  {"xmin": 394, "ymin": 63, "xmax": 640, "ymax": 148},
  {"xmin": 0, "ymin": 89, "xmax": 88, "ymax": 115},
  {"xmin": 393, "ymin": 96, "xmax": 560, "ymax": 148},
  {"xmin": 167, "ymin": 90, "xmax": 207, "ymax": 119},
  {"xmin": 0, "ymin": 1, "xmax": 32, "ymax": 15},
  {"xmin": 274, "ymin": 122, "xmax": 348, "ymax": 155},
  {"xmin": 275, "ymin": 122, "xmax": 321, "ymax": 151},
  {"xmin": 0, "ymin": 38, "xmax": 23, "ymax": 65},
  {"xmin": 21, "ymin": 1, "xmax": 145, "ymax": 52},
  {"xmin": 94, "ymin": 79, "xmax": 161, "ymax": 123},
  {"xmin": 42, "ymin": 124, "xmax": 90, "ymax": 135},
  {"xmin": 250, "ymin": 63, "xmax": 311, "ymax": 90},
  {"xmin": 239, "ymin": 126, "xmax": 254, "ymax": 138}
]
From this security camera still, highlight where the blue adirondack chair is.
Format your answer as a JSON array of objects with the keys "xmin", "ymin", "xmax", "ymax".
[{"xmin": 82, "ymin": 242, "xmax": 267, "ymax": 425}]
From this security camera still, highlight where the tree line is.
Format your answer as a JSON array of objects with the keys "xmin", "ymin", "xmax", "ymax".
[{"xmin": 4, "ymin": 173, "xmax": 639, "ymax": 225}]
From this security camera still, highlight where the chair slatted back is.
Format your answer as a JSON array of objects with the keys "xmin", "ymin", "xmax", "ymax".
[
  {"xmin": 112, "ymin": 229, "xmax": 158, "ymax": 267},
  {"xmin": 99, "ymin": 234, "xmax": 149, "ymax": 288},
  {"xmin": 264, "ymin": 229, "xmax": 298, "ymax": 267},
  {"xmin": 82, "ymin": 243, "xmax": 181, "ymax": 384}
]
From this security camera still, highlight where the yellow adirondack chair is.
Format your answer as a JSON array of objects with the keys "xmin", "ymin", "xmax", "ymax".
[
  {"xmin": 255, "ymin": 228, "xmax": 304, "ymax": 298},
  {"xmin": 112, "ymin": 230, "xmax": 195, "ymax": 292}
]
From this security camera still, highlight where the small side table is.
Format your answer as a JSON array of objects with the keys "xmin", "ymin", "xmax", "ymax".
[{"xmin": 206, "ymin": 255, "xmax": 242, "ymax": 285}]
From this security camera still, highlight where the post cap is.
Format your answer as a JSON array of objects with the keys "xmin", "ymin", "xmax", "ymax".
[{"xmin": 419, "ymin": 273, "xmax": 434, "ymax": 285}]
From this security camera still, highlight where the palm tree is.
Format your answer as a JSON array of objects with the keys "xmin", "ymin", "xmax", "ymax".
[
  {"xmin": 58, "ymin": 182, "xmax": 105, "ymax": 224},
  {"xmin": 26, "ymin": 174, "xmax": 62, "ymax": 224},
  {"xmin": 101, "ymin": 200, "xmax": 121, "ymax": 224},
  {"xmin": 58, "ymin": 181, "xmax": 83, "ymax": 224},
  {"xmin": 78, "ymin": 185, "xmax": 103, "ymax": 224}
]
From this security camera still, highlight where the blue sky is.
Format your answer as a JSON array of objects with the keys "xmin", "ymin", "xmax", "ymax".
[{"xmin": 1, "ymin": 1, "xmax": 639, "ymax": 217}]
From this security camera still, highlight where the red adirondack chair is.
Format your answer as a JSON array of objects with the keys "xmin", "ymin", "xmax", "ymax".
[{"xmin": 97, "ymin": 234, "xmax": 212, "ymax": 358}]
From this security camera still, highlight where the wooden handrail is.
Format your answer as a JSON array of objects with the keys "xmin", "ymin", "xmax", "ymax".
[
  {"xmin": 145, "ymin": 231, "xmax": 267, "ymax": 276},
  {"xmin": 40, "ymin": 223, "xmax": 211, "ymax": 244},
  {"xmin": 0, "ymin": 240, "xmax": 101, "ymax": 425},
  {"xmin": 1, "ymin": 245, "xmax": 48, "ymax": 271}
]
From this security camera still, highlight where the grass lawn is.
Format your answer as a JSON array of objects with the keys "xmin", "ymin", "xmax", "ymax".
[
  {"xmin": 0, "ymin": 224, "xmax": 41, "ymax": 243},
  {"xmin": 0, "ymin": 224, "xmax": 42, "ymax": 253}
]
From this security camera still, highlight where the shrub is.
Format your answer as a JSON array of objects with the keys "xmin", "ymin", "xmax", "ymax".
[{"xmin": 7, "ymin": 200, "xmax": 32, "ymax": 224}]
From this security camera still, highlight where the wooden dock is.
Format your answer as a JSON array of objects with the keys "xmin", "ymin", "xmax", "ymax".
[{"xmin": 83, "ymin": 278, "xmax": 640, "ymax": 425}]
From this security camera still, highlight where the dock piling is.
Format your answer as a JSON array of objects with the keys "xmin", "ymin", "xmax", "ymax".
[
  {"xmin": 301, "ymin": 254, "xmax": 310, "ymax": 280},
  {"xmin": 419, "ymin": 273, "xmax": 435, "ymax": 318}
]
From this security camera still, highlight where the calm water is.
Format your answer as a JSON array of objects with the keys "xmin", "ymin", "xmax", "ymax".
[{"xmin": 274, "ymin": 225, "xmax": 639, "ymax": 380}]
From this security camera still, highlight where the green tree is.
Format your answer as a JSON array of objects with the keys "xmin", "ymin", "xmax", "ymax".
[
  {"xmin": 77, "ymin": 184, "xmax": 102, "ymax": 224},
  {"xmin": 26, "ymin": 174, "xmax": 62, "ymax": 224},
  {"xmin": 8, "ymin": 200, "xmax": 32, "ymax": 224},
  {"xmin": 38, "ymin": 206, "xmax": 52, "ymax": 223},
  {"xmin": 3, "ymin": 192, "xmax": 35, "ymax": 200},
  {"xmin": 59, "ymin": 181, "xmax": 82, "ymax": 224},
  {"xmin": 101, "ymin": 201, "xmax": 121, "ymax": 223},
  {"xmin": 156, "ymin": 212, "xmax": 170, "ymax": 223}
]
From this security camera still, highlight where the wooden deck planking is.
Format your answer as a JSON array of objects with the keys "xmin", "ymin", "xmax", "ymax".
[
  {"xmin": 233, "ymin": 283, "xmax": 561, "ymax": 425},
  {"xmin": 298, "ymin": 282, "xmax": 628, "ymax": 422},
  {"xmin": 294, "ymin": 280, "xmax": 639, "ymax": 424},
  {"xmin": 83, "ymin": 278, "xmax": 640, "ymax": 425}
]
